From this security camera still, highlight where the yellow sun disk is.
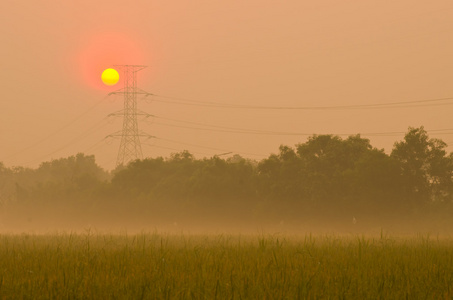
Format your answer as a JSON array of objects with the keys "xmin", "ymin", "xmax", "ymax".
[{"xmin": 101, "ymin": 68, "xmax": 119, "ymax": 86}]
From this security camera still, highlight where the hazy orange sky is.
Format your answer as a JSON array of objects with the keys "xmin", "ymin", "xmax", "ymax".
[{"xmin": 1, "ymin": 1, "xmax": 453, "ymax": 170}]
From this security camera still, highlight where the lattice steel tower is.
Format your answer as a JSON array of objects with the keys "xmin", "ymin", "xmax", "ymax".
[{"xmin": 108, "ymin": 65, "xmax": 153, "ymax": 166}]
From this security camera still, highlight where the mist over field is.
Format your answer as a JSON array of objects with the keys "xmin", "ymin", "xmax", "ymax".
[{"xmin": 2, "ymin": 126, "xmax": 453, "ymax": 236}]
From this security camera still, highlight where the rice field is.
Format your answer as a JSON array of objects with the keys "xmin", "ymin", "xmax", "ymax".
[{"xmin": 0, "ymin": 232, "xmax": 452, "ymax": 299}]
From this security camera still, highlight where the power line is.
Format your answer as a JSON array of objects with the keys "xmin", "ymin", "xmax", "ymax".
[
  {"xmin": 153, "ymin": 116, "xmax": 277, "ymax": 134},
  {"xmin": 151, "ymin": 120, "xmax": 453, "ymax": 138},
  {"xmin": 1, "ymin": 96, "xmax": 109, "ymax": 162},
  {"xmin": 7, "ymin": 87, "xmax": 453, "ymax": 168},
  {"xmin": 82, "ymin": 137, "xmax": 110, "ymax": 154},
  {"xmin": 151, "ymin": 121, "xmax": 408, "ymax": 137},
  {"xmin": 148, "ymin": 115, "xmax": 453, "ymax": 138},
  {"xmin": 21, "ymin": 117, "xmax": 112, "ymax": 166},
  {"xmin": 150, "ymin": 94, "xmax": 453, "ymax": 110}
]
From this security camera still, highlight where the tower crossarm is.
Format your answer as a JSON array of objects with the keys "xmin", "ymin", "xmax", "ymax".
[
  {"xmin": 108, "ymin": 90, "xmax": 151, "ymax": 96},
  {"xmin": 108, "ymin": 110, "xmax": 154, "ymax": 118}
]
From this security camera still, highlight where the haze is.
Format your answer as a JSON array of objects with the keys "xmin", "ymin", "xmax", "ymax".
[
  {"xmin": 1, "ymin": 1, "xmax": 452, "ymax": 170},
  {"xmin": 1, "ymin": 1, "xmax": 453, "ymax": 236}
]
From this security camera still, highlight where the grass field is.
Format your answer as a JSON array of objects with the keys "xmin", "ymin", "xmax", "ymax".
[{"xmin": 0, "ymin": 232, "xmax": 452, "ymax": 299}]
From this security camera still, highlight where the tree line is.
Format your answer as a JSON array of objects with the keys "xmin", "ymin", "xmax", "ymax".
[{"xmin": 1, "ymin": 126, "xmax": 453, "ymax": 227}]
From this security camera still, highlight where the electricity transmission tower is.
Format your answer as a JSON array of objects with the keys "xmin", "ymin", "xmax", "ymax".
[{"xmin": 107, "ymin": 65, "xmax": 154, "ymax": 167}]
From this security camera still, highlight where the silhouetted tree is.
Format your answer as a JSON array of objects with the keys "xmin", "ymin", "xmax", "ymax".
[
  {"xmin": 296, "ymin": 134, "xmax": 375, "ymax": 207},
  {"xmin": 0, "ymin": 162, "xmax": 14, "ymax": 204},
  {"xmin": 391, "ymin": 127, "xmax": 453, "ymax": 206},
  {"xmin": 14, "ymin": 153, "xmax": 108, "ymax": 203},
  {"xmin": 4, "ymin": 129, "xmax": 453, "ymax": 225}
]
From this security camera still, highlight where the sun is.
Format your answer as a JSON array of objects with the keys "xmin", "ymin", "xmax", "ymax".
[{"xmin": 101, "ymin": 68, "xmax": 119, "ymax": 86}]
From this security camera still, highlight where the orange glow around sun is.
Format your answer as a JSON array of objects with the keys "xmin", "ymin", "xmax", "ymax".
[{"xmin": 77, "ymin": 32, "xmax": 144, "ymax": 90}]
